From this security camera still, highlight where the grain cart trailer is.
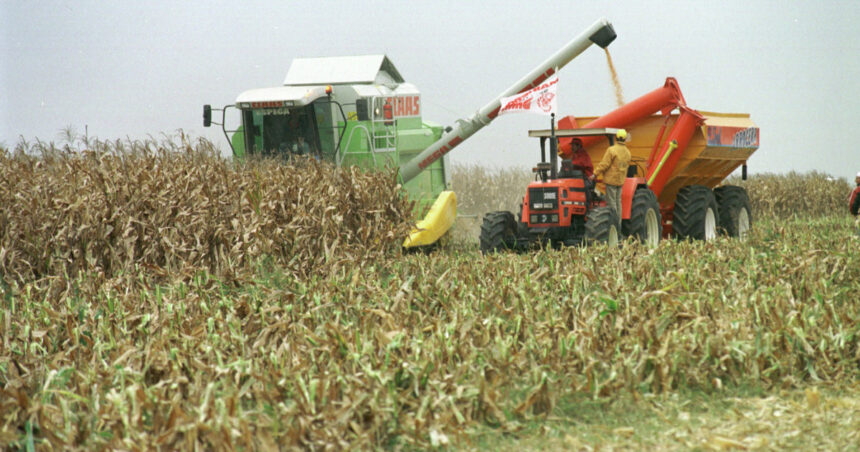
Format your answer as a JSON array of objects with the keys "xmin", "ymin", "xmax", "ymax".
[{"xmin": 203, "ymin": 18, "xmax": 617, "ymax": 247}]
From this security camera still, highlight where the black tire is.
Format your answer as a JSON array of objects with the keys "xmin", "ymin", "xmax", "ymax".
[
  {"xmin": 516, "ymin": 203, "xmax": 529, "ymax": 237},
  {"xmin": 584, "ymin": 207, "xmax": 620, "ymax": 246},
  {"xmin": 714, "ymin": 185, "xmax": 752, "ymax": 238},
  {"xmin": 673, "ymin": 185, "xmax": 719, "ymax": 241},
  {"xmin": 622, "ymin": 188, "xmax": 662, "ymax": 247},
  {"xmin": 480, "ymin": 211, "xmax": 518, "ymax": 253}
]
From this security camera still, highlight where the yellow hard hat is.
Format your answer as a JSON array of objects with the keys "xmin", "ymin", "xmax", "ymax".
[{"xmin": 616, "ymin": 129, "xmax": 628, "ymax": 141}]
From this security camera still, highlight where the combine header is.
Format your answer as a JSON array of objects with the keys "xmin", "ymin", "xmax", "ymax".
[
  {"xmin": 204, "ymin": 19, "xmax": 617, "ymax": 248},
  {"xmin": 480, "ymin": 78, "xmax": 759, "ymax": 251}
]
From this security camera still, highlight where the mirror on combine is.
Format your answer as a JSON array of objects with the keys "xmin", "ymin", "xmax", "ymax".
[{"xmin": 203, "ymin": 105, "xmax": 212, "ymax": 127}]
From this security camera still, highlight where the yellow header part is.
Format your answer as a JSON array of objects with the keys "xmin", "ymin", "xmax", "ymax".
[{"xmin": 403, "ymin": 191, "xmax": 457, "ymax": 248}]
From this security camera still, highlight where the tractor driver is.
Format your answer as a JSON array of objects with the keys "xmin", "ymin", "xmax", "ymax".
[
  {"xmin": 569, "ymin": 138, "xmax": 593, "ymax": 179},
  {"xmin": 591, "ymin": 129, "xmax": 631, "ymax": 226},
  {"xmin": 559, "ymin": 138, "xmax": 595, "ymax": 197},
  {"xmin": 559, "ymin": 138, "xmax": 593, "ymax": 177}
]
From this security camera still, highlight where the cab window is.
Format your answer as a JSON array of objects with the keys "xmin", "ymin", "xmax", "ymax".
[{"xmin": 243, "ymin": 104, "xmax": 325, "ymax": 159}]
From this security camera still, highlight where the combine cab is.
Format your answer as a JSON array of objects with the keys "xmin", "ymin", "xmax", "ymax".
[
  {"xmin": 481, "ymin": 78, "xmax": 759, "ymax": 252},
  {"xmin": 203, "ymin": 55, "xmax": 450, "ymax": 225}
]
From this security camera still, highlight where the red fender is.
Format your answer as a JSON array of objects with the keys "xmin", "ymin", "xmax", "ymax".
[{"xmin": 620, "ymin": 178, "xmax": 645, "ymax": 220}]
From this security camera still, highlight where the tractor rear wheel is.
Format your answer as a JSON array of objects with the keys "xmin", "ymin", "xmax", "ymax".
[
  {"xmin": 622, "ymin": 188, "xmax": 662, "ymax": 247},
  {"xmin": 673, "ymin": 185, "xmax": 719, "ymax": 241},
  {"xmin": 714, "ymin": 185, "xmax": 752, "ymax": 239},
  {"xmin": 584, "ymin": 206, "xmax": 620, "ymax": 246},
  {"xmin": 480, "ymin": 211, "xmax": 519, "ymax": 253}
]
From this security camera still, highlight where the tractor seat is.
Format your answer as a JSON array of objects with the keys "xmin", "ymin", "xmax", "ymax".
[
  {"xmin": 533, "ymin": 162, "xmax": 553, "ymax": 173},
  {"xmin": 560, "ymin": 169, "xmax": 585, "ymax": 179}
]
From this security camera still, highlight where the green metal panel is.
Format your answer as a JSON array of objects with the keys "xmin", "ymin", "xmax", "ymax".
[
  {"xmin": 313, "ymin": 102, "xmax": 336, "ymax": 160},
  {"xmin": 396, "ymin": 128, "xmax": 438, "ymax": 153},
  {"xmin": 231, "ymin": 126, "xmax": 245, "ymax": 158},
  {"xmin": 398, "ymin": 122, "xmax": 446, "ymax": 215}
]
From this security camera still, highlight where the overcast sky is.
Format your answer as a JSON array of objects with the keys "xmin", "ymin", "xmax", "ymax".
[{"xmin": 3, "ymin": 1, "xmax": 859, "ymax": 180}]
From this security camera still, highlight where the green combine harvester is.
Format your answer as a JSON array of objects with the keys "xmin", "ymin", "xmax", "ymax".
[{"xmin": 203, "ymin": 18, "xmax": 617, "ymax": 247}]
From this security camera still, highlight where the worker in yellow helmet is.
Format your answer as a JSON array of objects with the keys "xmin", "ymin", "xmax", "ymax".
[{"xmin": 591, "ymin": 129, "xmax": 631, "ymax": 226}]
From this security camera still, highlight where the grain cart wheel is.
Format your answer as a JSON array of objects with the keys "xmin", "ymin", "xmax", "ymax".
[
  {"xmin": 673, "ymin": 185, "xmax": 719, "ymax": 241},
  {"xmin": 714, "ymin": 186, "xmax": 752, "ymax": 239},
  {"xmin": 480, "ymin": 211, "xmax": 519, "ymax": 253},
  {"xmin": 584, "ymin": 206, "xmax": 620, "ymax": 246},
  {"xmin": 622, "ymin": 188, "xmax": 662, "ymax": 248}
]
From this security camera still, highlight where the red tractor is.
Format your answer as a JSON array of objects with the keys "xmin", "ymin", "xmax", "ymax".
[{"xmin": 480, "ymin": 127, "xmax": 660, "ymax": 251}]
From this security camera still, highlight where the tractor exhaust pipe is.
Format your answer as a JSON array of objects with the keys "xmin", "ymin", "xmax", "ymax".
[{"xmin": 399, "ymin": 18, "xmax": 617, "ymax": 183}]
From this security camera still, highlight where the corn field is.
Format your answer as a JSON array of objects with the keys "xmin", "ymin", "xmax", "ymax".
[{"xmin": 1, "ymin": 138, "xmax": 859, "ymax": 450}]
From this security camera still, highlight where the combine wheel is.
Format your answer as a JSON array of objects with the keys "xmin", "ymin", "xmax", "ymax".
[
  {"xmin": 622, "ymin": 188, "xmax": 662, "ymax": 247},
  {"xmin": 584, "ymin": 207, "xmax": 620, "ymax": 246},
  {"xmin": 672, "ymin": 185, "xmax": 719, "ymax": 241},
  {"xmin": 480, "ymin": 211, "xmax": 519, "ymax": 253},
  {"xmin": 714, "ymin": 185, "xmax": 753, "ymax": 239}
]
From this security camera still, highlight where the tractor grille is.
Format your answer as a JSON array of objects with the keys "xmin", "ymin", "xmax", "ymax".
[{"xmin": 529, "ymin": 187, "xmax": 559, "ymax": 211}]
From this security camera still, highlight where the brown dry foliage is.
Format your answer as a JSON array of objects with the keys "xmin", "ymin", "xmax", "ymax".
[
  {"xmin": 728, "ymin": 171, "xmax": 852, "ymax": 219},
  {"xmin": 450, "ymin": 164, "xmax": 534, "ymax": 242},
  {"xmin": 0, "ymin": 140, "xmax": 412, "ymax": 284},
  {"xmin": 1, "ymin": 139, "xmax": 858, "ymax": 450}
]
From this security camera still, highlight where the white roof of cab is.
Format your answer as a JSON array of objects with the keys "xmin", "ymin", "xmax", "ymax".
[
  {"xmin": 235, "ymin": 85, "xmax": 328, "ymax": 106},
  {"xmin": 284, "ymin": 55, "xmax": 404, "ymax": 86}
]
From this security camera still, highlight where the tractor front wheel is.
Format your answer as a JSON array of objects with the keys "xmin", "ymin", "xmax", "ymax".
[
  {"xmin": 623, "ymin": 188, "xmax": 662, "ymax": 247},
  {"xmin": 673, "ymin": 185, "xmax": 719, "ymax": 241},
  {"xmin": 585, "ymin": 207, "xmax": 620, "ymax": 246},
  {"xmin": 714, "ymin": 185, "xmax": 752, "ymax": 239},
  {"xmin": 480, "ymin": 211, "xmax": 519, "ymax": 253}
]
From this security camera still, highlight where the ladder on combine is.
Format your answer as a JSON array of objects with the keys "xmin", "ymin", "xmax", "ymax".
[
  {"xmin": 337, "ymin": 96, "xmax": 398, "ymax": 167},
  {"xmin": 370, "ymin": 96, "xmax": 397, "ymax": 154}
]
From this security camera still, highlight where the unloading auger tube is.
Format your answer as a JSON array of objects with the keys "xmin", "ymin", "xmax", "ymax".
[{"xmin": 397, "ymin": 18, "xmax": 617, "ymax": 184}]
